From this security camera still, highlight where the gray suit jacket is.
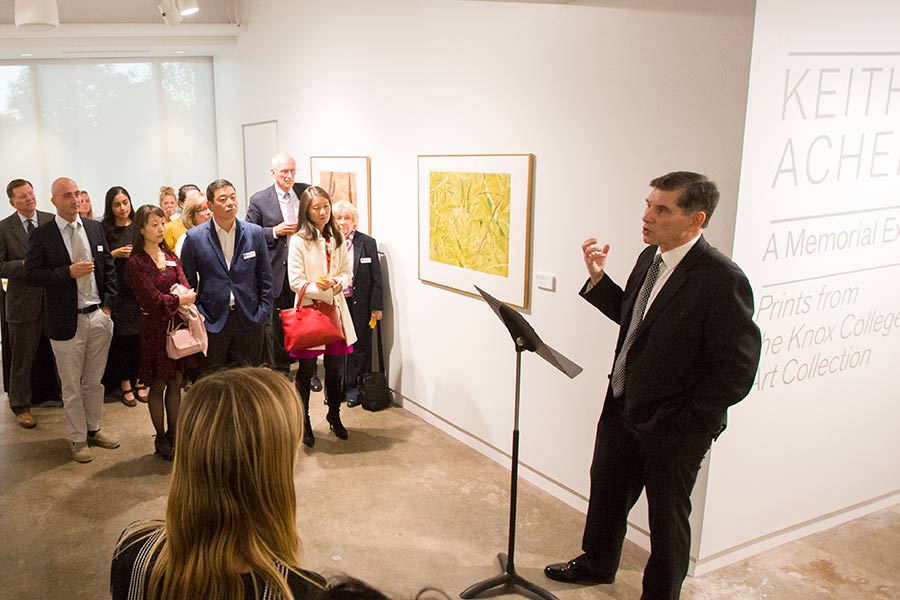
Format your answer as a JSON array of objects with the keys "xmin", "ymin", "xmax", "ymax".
[{"xmin": 0, "ymin": 210, "xmax": 54, "ymax": 322}]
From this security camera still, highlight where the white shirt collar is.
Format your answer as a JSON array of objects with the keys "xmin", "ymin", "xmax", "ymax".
[
  {"xmin": 17, "ymin": 212, "xmax": 36, "ymax": 225},
  {"xmin": 658, "ymin": 232, "xmax": 701, "ymax": 271},
  {"xmin": 213, "ymin": 218, "xmax": 236, "ymax": 235},
  {"xmin": 274, "ymin": 184, "xmax": 293, "ymax": 202},
  {"xmin": 55, "ymin": 214, "xmax": 84, "ymax": 232}
]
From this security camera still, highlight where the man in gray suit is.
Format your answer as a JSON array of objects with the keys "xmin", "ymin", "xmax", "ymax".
[
  {"xmin": 0, "ymin": 179, "xmax": 54, "ymax": 428},
  {"xmin": 246, "ymin": 153, "xmax": 313, "ymax": 378}
]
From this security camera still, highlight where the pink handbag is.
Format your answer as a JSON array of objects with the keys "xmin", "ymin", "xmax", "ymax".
[{"xmin": 166, "ymin": 312, "xmax": 207, "ymax": 359}]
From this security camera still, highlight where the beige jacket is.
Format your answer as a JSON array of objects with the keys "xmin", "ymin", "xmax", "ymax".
[{"xmin": 287, "ymin": 234, "xmax": 357, "ymax": 347}]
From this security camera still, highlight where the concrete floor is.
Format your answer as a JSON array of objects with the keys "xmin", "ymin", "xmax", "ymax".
[{"xmin": 1, "ymin": 389, "xmax": 899, "ymax": 600}]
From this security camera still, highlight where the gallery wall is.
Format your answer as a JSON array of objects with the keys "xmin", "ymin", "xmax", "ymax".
[
  {"xmin": 698, "ymin": 0, "xmax": 900, "ymax": 571},
  {"xmin": 212, "ymin": 0, "xmax": 754, "ymax": 568}
]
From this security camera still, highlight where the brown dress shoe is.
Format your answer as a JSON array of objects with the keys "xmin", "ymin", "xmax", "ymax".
[{"xmin": 16, "ymin": 412, "xmax": 37, "ymax": 429}]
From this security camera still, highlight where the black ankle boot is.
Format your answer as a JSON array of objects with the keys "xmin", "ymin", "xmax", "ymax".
[
  {"xmin": 299, "ymin": 395, "xmax": 315, "ymax": 448},
  {"xmin": 326, "ymin": 412, "xmax": 348, "ymax": 440},
  {"xmin": 303, "ymin": 417, "xmax": 315, "ymax": 448}
]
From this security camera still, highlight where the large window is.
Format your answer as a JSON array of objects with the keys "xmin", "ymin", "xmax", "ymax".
[{"xmin": 0, "ymin": 58, "xmax": 217, "ymax": 211}]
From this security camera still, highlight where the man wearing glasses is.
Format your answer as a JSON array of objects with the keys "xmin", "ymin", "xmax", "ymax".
[{"xmin": 246, "ymin": 153, "xmax": 315, "ymax": 385}]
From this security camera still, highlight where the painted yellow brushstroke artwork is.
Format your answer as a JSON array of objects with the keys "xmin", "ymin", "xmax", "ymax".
[{"xmin": 429, "ymin": 171, "xmax": 511, "ymax": 276}]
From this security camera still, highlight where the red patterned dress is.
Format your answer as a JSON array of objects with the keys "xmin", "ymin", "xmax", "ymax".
[{"xmin": 126, "ymin": 248, "xmax": 198, "ymax": 383}]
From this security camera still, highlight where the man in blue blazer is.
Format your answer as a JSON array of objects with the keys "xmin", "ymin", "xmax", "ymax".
[
  {"xmin": 545, "ymin": 172, "xmax": 761, "ymax": 600},
  {"xmin": 25, "ymin": 177, "xmax": 119, "ymax": 463},
  {"xmin": 246, "ymin": 152, "xmax": 310, "ymax": 373},
  {"xmin": 181, "ymin": 178, "xmax": 273, "ymax": 373}
]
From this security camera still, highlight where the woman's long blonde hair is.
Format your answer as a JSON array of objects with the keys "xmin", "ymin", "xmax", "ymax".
[{"xmin": 122, "ymin": 368, "xmax": 307, "ymax": 600}]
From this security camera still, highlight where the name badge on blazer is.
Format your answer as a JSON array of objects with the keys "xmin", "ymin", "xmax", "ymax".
[
  {"xmin": 360, "ymin": 257, "xmax": 372, "ymax": 264},
  {"xmin": 243, "ymin": 250, "xmax": 256, "ymax": 259},
  {"xmin": 165, "ymin": 260, "xmax": 177, "ymax": 267}
]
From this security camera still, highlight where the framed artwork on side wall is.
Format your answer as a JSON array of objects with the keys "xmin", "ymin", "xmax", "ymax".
[
  {"xmin": 418, "ymin": 154, "xmax": 534, "ymax": 309},
  {"xmin": 310, "ymin": 156, "xmax": 371, "ymax": 234}
]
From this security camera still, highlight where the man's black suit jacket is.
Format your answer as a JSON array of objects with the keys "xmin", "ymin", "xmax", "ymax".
[
  {"xmin": 245, "ymin": 182, "xmax": 310, "ymax": 298},
  {"xmin": 580, "ymin": 236, "xmax": 761, "ymax": 440},
  {"xmin": 348, "ymin": 230, "xmax": 384, "ymax": 328},
  {"xmin": 24, "ymin": 217, "xmax": 117, "ymax": 341}
]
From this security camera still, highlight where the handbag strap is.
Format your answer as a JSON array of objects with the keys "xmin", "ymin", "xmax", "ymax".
[
  {"xmin": 295, "ymin": 281, "xmax": 311, "ymax": 308},
  {"xmin": 374, "ymin": 320, "xmax": 386, "ymax": 375},
  {"xmin": 167, "ymin": 316, "xmax": 183, "ymax": 334}
]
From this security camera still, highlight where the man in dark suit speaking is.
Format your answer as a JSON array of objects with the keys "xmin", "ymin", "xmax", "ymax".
[
  {"xmin": 545, "ymin": 172, "xmax": 761, "ymax": 600},
  {"xmin": 246, "ymin": 152, "xmax": 310, "ymax": 374},
  {"xmin": 181, "ymin": 179, "xmax": 273, "ymax": 373}
]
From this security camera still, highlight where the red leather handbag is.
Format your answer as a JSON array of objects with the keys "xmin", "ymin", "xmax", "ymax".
[{"xmin": 281, "ymin": 282, "xmax": 344, "ymax": 352}]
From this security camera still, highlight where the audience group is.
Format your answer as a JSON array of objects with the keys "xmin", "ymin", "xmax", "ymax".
[
  {"xmin": 2, "ymin": 152, "xmax": 396, "ymax": 597},
  {"xmin": 2, "ymin": 151, "xmax": 385, "ymax": 462}
]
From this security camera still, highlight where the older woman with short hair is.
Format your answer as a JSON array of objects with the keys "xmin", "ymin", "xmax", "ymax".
[
  {"xmin": 159, "ymin": 186, "xmax": 177, "ymax": 220},
  {"xmin": 164, "ymin": 184, "xmax": 200, "ymax": 250},
  {"xmin": 173, "ymin": 190, "xmax": 212, "ymax": 258},
  {"xmin": 331, "ymin": 200, "xmax": 384, "ymax": 408}
]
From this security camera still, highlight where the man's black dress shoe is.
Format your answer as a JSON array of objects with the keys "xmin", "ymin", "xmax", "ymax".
[
  {"xmin": 310, "ymin": 375, "xmax": 323, "ymax": 392},
  {"xmin": 544, "ymin": 558, "xmax": 614, "ymax": 585},
  {"xmin": 346, "ymin": 387, "xmax": 359, "ymax": 407}
]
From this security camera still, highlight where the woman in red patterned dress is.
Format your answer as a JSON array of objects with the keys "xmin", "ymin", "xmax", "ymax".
[{"xmin": 126, "ymin": 205, "xmax": 198, "ymax": 460}]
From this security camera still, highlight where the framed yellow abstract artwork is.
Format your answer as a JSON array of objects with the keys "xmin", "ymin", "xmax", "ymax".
[
  {"xmin": 418, "ymin": 154, "xmax": 534, "ymax": 308},
  {"xmin": 310, "ymin": 156, "xmax": 372, "ymax": 234}
]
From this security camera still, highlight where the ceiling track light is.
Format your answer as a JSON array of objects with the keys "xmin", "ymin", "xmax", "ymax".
[
  {"xmin": 158, "ymin": 0, "xmax": 182, "ymax": 26},
  {"xmin": 159, "ymin": 0, "xmax": 200, "ymax": 25},
  {"xmin": 179, "ymin": 0, "xmax": 199, "ymax": 16},
  {"xmin": 15, "ymin": 0, "xmax": 60, "ymax": 31}
]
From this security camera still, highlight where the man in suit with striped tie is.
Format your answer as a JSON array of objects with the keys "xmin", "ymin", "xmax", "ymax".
[{"xmin": 545, "ymin": 172, "xmax": 761, "ymax": 600}]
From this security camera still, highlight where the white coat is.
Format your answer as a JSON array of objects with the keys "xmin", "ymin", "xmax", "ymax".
[{"xmin": 287, "ymin": 233, "xmax": 358, "ymax": 348}]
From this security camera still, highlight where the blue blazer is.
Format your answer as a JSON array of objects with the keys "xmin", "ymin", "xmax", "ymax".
[
  {"xmin": 180, "ymin": 218, "xmax": 274, "ymax": 334},
  {"xmin": 245, "ymin": 182, "xmax": 310, "ymax": 298},
  {"xmin": 24, "ymin": 217, "xmax": 118, "ymax": 341}
]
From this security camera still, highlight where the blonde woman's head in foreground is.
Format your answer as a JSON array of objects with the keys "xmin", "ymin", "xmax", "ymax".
[{"xmin": 145, "ymin": 367, "xmax": 306, "ymax": 599}]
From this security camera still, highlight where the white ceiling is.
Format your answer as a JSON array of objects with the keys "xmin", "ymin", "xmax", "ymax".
[
  {"xmin": 0, "ymin": 0, "xmax": 243, "ymax": 59},
  {"xmin": 0, "ymin": 0, "xmax": 236, "ymax": 25}
]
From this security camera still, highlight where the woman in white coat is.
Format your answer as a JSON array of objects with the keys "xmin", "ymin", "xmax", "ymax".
[{"xmin": 287, "ymin": 186, "xmax": 357, "ymax": 447}]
